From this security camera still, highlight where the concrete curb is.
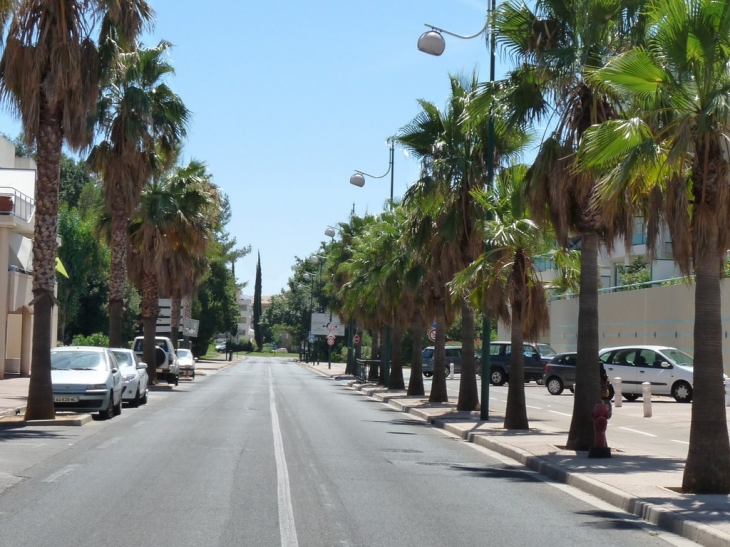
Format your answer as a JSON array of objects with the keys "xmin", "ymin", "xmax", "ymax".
[
  {"xmin": 354, "ymin": 385, "xmax": 730, "ymax": 547},
  {"xmin": 0, "ymin": 413, "xmax": 92, "ymax": 427}
]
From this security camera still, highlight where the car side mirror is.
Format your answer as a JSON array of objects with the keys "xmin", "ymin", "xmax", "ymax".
[
  {"xmin": 661, "ymin": 361, "xmax": 672, "ymax": 368},
  {"xmin": 138, "ymin": 362, "xmax": 148, "ymax": 370},
  {"xmin": 112, "ymin": 368, "xmax": 118, "ymax": 374}
]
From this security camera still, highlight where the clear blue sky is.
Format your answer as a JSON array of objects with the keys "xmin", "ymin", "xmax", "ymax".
[{"xmin": 1, "ymin": 0, "xmax": 512, "ymax": 297}]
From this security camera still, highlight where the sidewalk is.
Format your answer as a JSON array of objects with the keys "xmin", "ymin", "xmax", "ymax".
[
  {"xmin": 0, "ymin": 354, "xmax": 239, "ymax": 420},
  {"xmin": 301, "ymin": 361, "xmax": 730, "ymax": 547}
]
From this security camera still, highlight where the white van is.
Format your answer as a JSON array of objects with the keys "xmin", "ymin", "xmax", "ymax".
[
  {"xmin": 133, "ymin": 336, "xmax": 179, "ymax": 385},
  {"xmin": 599, "ymin": 345, "xmax": 695, "ymax": 402}
]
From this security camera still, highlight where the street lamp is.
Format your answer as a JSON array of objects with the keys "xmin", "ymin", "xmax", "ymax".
[
  {"xmin": 350, "ymin": 140, "xmax": 397, "ymax": 386},
  {"xmin": 349, "ymin": 138, "xmax": 395, "ymax": 209},
  {"xmin": 419, "ymin": 2, "xmax": 496, "ymax": 422}
]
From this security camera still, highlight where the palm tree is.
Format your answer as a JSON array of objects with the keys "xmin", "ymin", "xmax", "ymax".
[
  {"xmin": 493, "ymin": 0, "xmax": 646, "ymax": 449},
  {"xmin": 89, "ymin": 40, "xmax": 189, "ymax": 348},
  {"xmin": 158, "ymin": 160, "xmax": 218, "ymax": 349},
  {"xmin": 127, "ymin": 162, "xmax": 219, "ymax": 383},
  {"xmin": 576, "ymin": 0, "xmax": 730, "ymax": 493},
  {"xmin": 0, "ymin": 0, "xmax": 152, "ymax": 420},
  {"xmin": 453, "ymin": 164, "xmax": 550, "ymax": 429}
]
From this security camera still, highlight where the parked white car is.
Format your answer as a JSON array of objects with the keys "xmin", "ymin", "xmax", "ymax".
[
  {"xmin": 176, "ymin": 348, "xmax": 196, "ymax": 380},
  {"xmin": 51, "ymin": 346, "xmax": 123, "ymax": 420},
  {"xmin": 110, "ymin": 348, "xmax": 149, "ymax": 407},
  {"xmin": 599, "ymin": 345, "xmax": 697, "ymax": 402},
  {"xmin": 133, "ymin": 336, "xmax": 179, "ymax": 385}
]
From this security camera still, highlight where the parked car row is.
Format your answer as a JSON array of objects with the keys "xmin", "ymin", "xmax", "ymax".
[
  {"xmin": 51, "ymin": 337, "xmax": 198, "ymax": 420},
  {"xmin": 422, "ymin": 341, "xmax": 557, "ymax": 385},
  {"xmin": 542, "ymin": 345, "xmax": 715, "ymax": 403},
  {"xmin": 421, "ymin": 342, "xmax": 719, "ymax": 404}
]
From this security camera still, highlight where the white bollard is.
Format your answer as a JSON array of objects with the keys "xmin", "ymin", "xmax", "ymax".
[
  {"xmin": 642, "ymin": 382, "xmax": 652, "ymax": 418},
  {"xmin": 725, "ymin": 379, "xmax": 730, "ymax": 407},
  {"xmin": 449, "ymin": 363, "xmax": 455, "ymax": 380},
  {"xmin": 614, "ymin": 377, "xmax": 622, "ymax": 408}
]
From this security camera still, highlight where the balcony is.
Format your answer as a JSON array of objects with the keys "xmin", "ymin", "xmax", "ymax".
[{"xmin": 0, "ymin": 187, "xmax": 34, "ymax": 237}]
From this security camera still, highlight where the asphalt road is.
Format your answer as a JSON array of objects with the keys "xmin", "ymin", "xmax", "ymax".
[{"xmin": 0, "ymin": 358, "xmax": 693, "ymax": 547}]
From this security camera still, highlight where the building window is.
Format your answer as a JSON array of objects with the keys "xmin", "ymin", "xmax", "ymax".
[{"xmin": 632, "ymin": 217, "xmax": 647, "ymax": 246}]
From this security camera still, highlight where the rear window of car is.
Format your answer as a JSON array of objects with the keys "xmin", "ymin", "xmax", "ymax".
[
  {"xmin": 52, "ymin": 351, "xmax": 105, "ymax": 371},
  {"xmin": 111, "ymin": 351, "xmax": 134, "ymax": 367},
  {"xmin": 536, "ymin": 344, "xmax": 556, "ymax": 357},
  {"xmin": 445, "ymin": 348, "xmax": 461, "ymax": 358},
  {"xmin": 422, "ymin": 348, "xmax": 434, "ymax": 359},
  {"xmin": 178, "ymin": 349, "xmax": 192, "ymax": 358}
]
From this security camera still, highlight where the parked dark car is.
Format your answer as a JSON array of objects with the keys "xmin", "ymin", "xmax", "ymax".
[
  {"xmin": 543, "ymin": 352, "xmax": 577, "ymax": 395},
  {"xmin": 484, "ymin": 341, "xmax": 557, "ymax": 386}
]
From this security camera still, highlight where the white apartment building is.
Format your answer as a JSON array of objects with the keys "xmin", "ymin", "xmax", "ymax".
[
  {"xmin": 0, "ymin": 135, "xmax": 57, "ymax": 378},
  {"xmin": 237, "ymin": 292, "xmax": 253, "ymax": 340}
]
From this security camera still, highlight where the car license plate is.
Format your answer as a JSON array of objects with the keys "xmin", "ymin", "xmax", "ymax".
[
  {"xmin": 156, "ymin": 368, "xmax": 163, "ymax": 373},
  {"xmin": 54, "ymin": 396, "xmax": 79, "ymax": 403}
]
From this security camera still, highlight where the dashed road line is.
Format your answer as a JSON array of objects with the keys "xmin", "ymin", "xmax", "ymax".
[
  {"xmin": 42, "ymin": 465, "xmax": 80, "ymax": 483},
  {"xmin": 619, "ymin": 427, "xmax": 657, "ymax": 437}
]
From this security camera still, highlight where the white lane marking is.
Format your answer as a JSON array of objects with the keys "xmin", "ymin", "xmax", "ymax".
[
  {"xmin": 671, "ymin": 440, "xmax": 689, "ymax": 445},
  {"xmin": 619, "ymin": 427, "xmax": 657, "ymax": 437},
  {"xmin": 98, "ymin": 437, "xmax": 123, "ymax": 449},
  {"xmin": 526, "ymin": 405, "xmax": 542, "ymax": 410},
  {"xmin": 269, "ymin": 367, "xmax": 299, "ymax": 547},
  {"xmin": 549, "ymin": 410, "xmax": 573, "ymax": 417},
  {"xmin": 42, "ymin": 465, "xmax": 80, "ymax": 483}
]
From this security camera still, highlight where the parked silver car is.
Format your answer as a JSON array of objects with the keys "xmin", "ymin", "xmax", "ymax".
[
  {"xmin": 176, "ymin": 348, "xmax": 196, "ymax": 380},
  {"xmin": 110, "ymin": 348, "xmax": 149, "ymax": 407},
  {"xmin": 600, "ymin": 345, "xmax": 697, "ymax": 402},
  {"xmin": 51, "ymin": 346, "xmax": 123, "ymax": 420}
]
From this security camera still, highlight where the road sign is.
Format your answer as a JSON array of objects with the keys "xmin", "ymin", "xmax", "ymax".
[
  {"xmin": 327, "ymin": 337, "xmax": 335, "ymax": 346},
  {"xmin": 182, "ymin": 318, "xmax": 199, "ymax": 337},
  {"xmin": 428, "ymin": 328, "xmax": 437, "ymax": 342},
  {"xmin": 310, "ymin": 313, "xmax": 344, "ymax": 336},
  {"xmin": 354, "ymin": 334, "xmax": 361, "ymax": 344},
  {"xmin": 308, "ymin": 332, "xmax": 315, "ymax": 343}
]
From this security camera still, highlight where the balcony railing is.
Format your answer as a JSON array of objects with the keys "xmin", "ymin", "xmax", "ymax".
[{"xmin": 0, "ymin": 187, "xmax": 34, "ymax": 222}]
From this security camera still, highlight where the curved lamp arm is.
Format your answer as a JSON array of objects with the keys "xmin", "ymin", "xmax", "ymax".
[{"xmin": 423, "ymin": 19, "xmax": 489, "ymax": 40}]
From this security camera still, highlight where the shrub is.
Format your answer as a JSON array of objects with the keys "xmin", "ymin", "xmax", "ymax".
[{"xmin": 70, "ymin": 333, "xmax": 109, "ymax": 347}]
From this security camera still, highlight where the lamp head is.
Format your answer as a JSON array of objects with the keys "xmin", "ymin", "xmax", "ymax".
[
  {"xmin": 349, "ymin": 173, "xmax": 366, "ymax": 187},
  {"xmin": 324, "ymin": 227, "xmax": 335, "ymax": 238},
  {"xmin": 418, "ymin": 30, "xmax": 446, "ymax": 56}
]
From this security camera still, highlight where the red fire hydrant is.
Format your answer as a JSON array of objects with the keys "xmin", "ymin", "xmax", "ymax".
[{"xmin": 588, "ymin": 402, "xmax": 612, "ymax": 458}]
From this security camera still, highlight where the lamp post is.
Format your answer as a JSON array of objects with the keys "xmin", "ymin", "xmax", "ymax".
[
  {"xmin": 419, "ymin": 1, "xmax": 496, "ymax": 421},
  {"xmin": 307, "ymin": 254, "xmax": 323, "ymax": 365},
  {"xmin": 350, "ymin": 139, "xmax": 396, "ymax": 386}
]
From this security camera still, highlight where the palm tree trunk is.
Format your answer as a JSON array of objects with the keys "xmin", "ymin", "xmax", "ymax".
[
  {"xmin": 25, "ymin": 104, "xmax": 63, "ymax": 421},
  {"xmin": 457, "ymin": 298, "xmax": 478, "ymax": 410},
  {"xmin": 108, "ymin": 201, "xmax": 128, "ymax": 348},
  {"xmin": 429, "ymin": 297, "xmax": 449, "ymax": 403},
  {"xmin": 682, "ymin": 216, "xmax": 730, "ymax": 493},
  {"xmin": 566, "ymin": 232, "xmax": 601, "ymax": 450},
  {"xmin": 504, "ymin": 262, "xmax": 529, "ymax": 429},
  {"xmin": 170, "ymin": 293, "xmax": 181, "ymax": 350},
  {"xmin": 141, "ymin": 268, "xmax": 161, "ymax": 384},
  {"xmin": 408, "ymin": 315, "xmax": 426, "ymax": 396},
  {"xmin": 369, "ymin": 330, "xmax": 379, "ymax": 380},
  {"xmin": 388, "ymin": 321, "xmax": 405, "ymax": 390},
  {"xmin": 378, "ymin": 327, "xmax": 387, "ymax": 386}
]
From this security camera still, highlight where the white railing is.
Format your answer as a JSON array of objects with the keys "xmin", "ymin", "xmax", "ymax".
[
  {"xmin": 0, "ymin": 187, "xmax": 34, "ymax": 222},
  {"xmin": 549, "ymin": 276, "xmax": 689, "ymax": 301}
]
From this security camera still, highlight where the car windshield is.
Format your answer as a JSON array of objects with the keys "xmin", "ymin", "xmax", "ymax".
[
  {"xmin": 178, "ymin": 349, "xmax": 192, "ymax": 358},
  {"xmin": 537, "ymin": 344, "xmax": 557, "ymax": 357},
  {"xmin": 51, "ymin": 351, "xmax": 105, "ymax": 371},
  {"xmin": 663, "ymin": 349, "xmax": 693, "ymax": 367},
  {"xmin": 110, "ymin": 351, "xmax": 134, "ymax": 367},
  {"xmin": 422, "ymin": 348, "xmax": 434, "ymax": 359}
]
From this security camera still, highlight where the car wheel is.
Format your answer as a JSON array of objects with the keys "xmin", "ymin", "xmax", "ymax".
[
  {"xmin": 130, "ymin": 388, "xmax": 141, "ymax": 408},
  {"xmin": 99, "ymin": 393, "xmax": 114, "ymax": 420},
  {"xmin": 174, "ymin": 374, "xmax": 179, "ymax": 386},
  {"xmin": 191, "ymin": 370, "xmax": 195, "ymax": 380},
  {"xmin": 535, "ymin": 378, "xmax": 544, "ymax": 386},
  {"xmin": 113, "ymin": 393, "xmax": 122, "ymax": 416},
  {"xmin": 423, "ymin": 372, "xmax": 433, "ymax": 378},
  {"xmin": 672, "ymin": 381, "xmax": 692, "ymax": 403},
  {"xmin": 445, "ymin": 366, "xmax": 451, "ymax": 376},
  {"xmin": 140, "ymin": 389, "xmax": 148, "ymax": 405},
  {"xmin": 490, "ymin": 368, "xmax": 507, "ymax": 386},
  {"xmin": 623, "ymin": 393, "xmax": 640, "ymax": 402},
  {"xmin": 546, "ymin": 377, "xmax": 564, "ymax": 395}
]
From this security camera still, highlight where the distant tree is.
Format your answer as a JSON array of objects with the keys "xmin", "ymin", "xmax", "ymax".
[
  {"xmin": 191, "ymin": 260, "xmax": 238, "ymax": 356},
  {"xmin": 253, "ymin": 253, "xmax": 263, "ymax": 350},
  {"xmin": 60, "ymin": 155, "xmax": 94, "ymax": 209}
]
